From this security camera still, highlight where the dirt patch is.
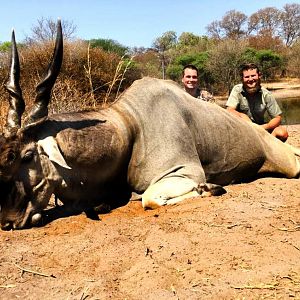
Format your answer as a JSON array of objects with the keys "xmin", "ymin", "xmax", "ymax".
[
  {"xmin": 1, "ymin": 126, "xmax": 300, "ymax": 300},
  {"xmin": 264, "ymin": 78, "xmax": 300, "ymax": 99}
]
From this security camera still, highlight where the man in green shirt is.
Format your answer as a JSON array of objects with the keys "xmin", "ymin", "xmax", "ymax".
[{"xmin": 226, "ymin": 63, "xmax": 288, "ymax": 142}]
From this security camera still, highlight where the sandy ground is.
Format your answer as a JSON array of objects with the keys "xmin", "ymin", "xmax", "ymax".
[
  {"xmin": 0, "ymin": 81, "xmax": 300, "ymax": 299},
  {"xmin": 0, "ymin": 127, "xmax": 299, "ymax": 299},
  {"xmin": 264, "ymin": 78, "xmax": 300, "ymax": 99}
]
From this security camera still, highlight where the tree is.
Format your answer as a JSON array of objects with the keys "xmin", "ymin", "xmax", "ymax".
[
  {"xmin": 287, "ymin": 40, "xmax": 300, "ymax": 76},
  {"xmin": 247, "ymin": 32, "xmax": 284, "ymax": 51},
  {"xmin": 206, "ymin": 10, "xmax": 247, "ymax": 40},
  {"xmin": 255, "ymin": 49, "xmax": 283, "ymax": 80},
  {"xmin": 25, "ymin": 17, "xmax": 77, "ymax": 43},
  {"xmin": 206, "ymin": 39, "xmax": 248, "ymax": 94},
  {"xmin": 152, "ymin": 31, "xmax": 177, "ymax": 79},
  {"xmin": 152, "ymin": 31, "xmax": 177, "ymax": 52},
  {"xmin": 248, "ymin": 7, "xmax": 281, "ymax": 37},
  {"xmin": 220, "ymin": 10, "xmax": 248, "ymax": 39},
  {"xmin": 133, "ymin": 49, "xmax": 161, "ymax": 78},
  {"xmin": 89, "ymin": 38, "xmax": 128, "ymax": 57},
  {"xmin": 279, "ymin": 3, "xmax": 300, "ymax": 47},
  {"xmin": 166, "ymin": 52, "xmax": 213, "ymax": 88},
  {"xmin": 175, "ymin": 34, "xmax": 213, "ymax": 58},
  {"xmin": 241, "ymin": 47, "xmax": 259, "ymax": 64},
  {"xmin": 178, "ymin": 32, "xmax": 202, "ymax": 47},
  {"xmin": 0, "ymin": 41, "xmax": 12, "ymax": 52},
  {"xmin": 206, "ymin": 20, "xmax": 223, "ymax": 40}
]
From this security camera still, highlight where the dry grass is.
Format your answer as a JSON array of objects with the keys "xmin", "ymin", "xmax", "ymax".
[
  {"xmin": 104, "ymin": 55, "xmax": 135, "ymax": 105},
  {"xmin": 0, "ymin": 39, "xmax": 141, "ymax": 131}
]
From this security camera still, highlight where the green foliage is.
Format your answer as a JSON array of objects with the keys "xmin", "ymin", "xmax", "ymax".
[
  {"xmin": 166, "ymin": 52, "xmax": 212, "ymax": 86},
  {"xmin": 0, "ymin": 42, "xmax": 11, "ymax": 52},
  {"xmin": 174, "ymin": 53, "xmax": 198, "ymax": 67},
  {"xmin": 152, "ymin": 31, "xmax": 178, "ymax": 79},
  {"xmin": 178, "ymin": 32, "xmax": 203, "ymax": 47},
  {"xmin": 166, "ymin": 64, "xmax": 183, "ymax": 80},
  {"xmin": 89, "ymin": 38, "xmax": 128, "ymax": 57},
  {"xmin": 235, "ymin": 48, "xmax": 283, "ymax": 81},
  {"xmin": 241, "ymin": 47, "xmax": 258, "ymax": 64},
  {"xmin": 152, "ymin": 31, "xmax": 177, "ymax": 52},
  {"xmin": 255, "ymin": 49, "xmax": 283, "ymax": 80}
]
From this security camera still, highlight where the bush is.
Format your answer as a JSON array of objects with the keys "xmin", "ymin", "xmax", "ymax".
[
  {"xmin": 255, "ymin": 49, "xmax": 283, "ymax": 80},
  {"xmin": 0, "ymin": 39, "xmax": 142, "ymax": 130},
  {"xmin": 166, "ymin": 52, "xmax": 213, "ymax": 89}
]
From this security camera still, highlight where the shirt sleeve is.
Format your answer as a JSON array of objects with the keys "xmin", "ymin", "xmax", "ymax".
[
  {"xmin": 265, "ymin": 92, "xmax": 282, "ymax": 118},
  {"xmin": 226, "ymin": 85, "xmax": 241, "ymax": 108}
]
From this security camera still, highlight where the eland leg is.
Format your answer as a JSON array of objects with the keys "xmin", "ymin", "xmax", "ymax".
[{"xmin": 142, "ymin": 176, "xmax": 226, "ymax": 210}]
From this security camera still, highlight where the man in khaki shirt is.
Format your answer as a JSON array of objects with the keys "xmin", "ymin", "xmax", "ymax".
[{"xmin": 226, "ymin": 63, "xmax": 288, "ymax": 142}]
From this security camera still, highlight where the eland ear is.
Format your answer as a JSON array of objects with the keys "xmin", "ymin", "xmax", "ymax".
[{"xmin": 37, "ymin": 136, "xmax": 71, "ymax": 169}]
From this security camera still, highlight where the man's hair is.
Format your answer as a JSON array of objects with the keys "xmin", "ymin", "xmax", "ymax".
[
  {"xmin": 239, "ymin": 63, "xmax": 260, "ymax": 78},
  {"xmin": 182, "ymin": 64, "xmax": 199, "ymax": 76}
]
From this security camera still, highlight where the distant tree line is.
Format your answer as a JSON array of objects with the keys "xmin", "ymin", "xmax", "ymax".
[
  {"xmin": 0, "ymin": 2, "xmax": 300, "ymax": 129},
  {"xmin": 143, "ymin": 2, "xmax": 300, "ymax": 94}
]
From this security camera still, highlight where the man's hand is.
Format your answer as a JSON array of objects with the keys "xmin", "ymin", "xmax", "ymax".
[
  {"xmin": 261, "ymin": 115, "xmax": 281, "ymax": 131},
  {"xmin": 226, "ymin": 107, "xmax": 252, "ymax": 122}
]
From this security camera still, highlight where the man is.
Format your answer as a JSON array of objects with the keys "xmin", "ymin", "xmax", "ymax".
[
  {"xmin": 182, "ymin": 64, "xmax": 214, "ymax": 101},
  {"xmin": 226, "ymin": 63, "xmax": 288, "ymax": 142}
]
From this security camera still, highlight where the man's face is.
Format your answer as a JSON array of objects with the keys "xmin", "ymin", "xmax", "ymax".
[
  {"xmin": 182, "ymin": 68, "xmax": 198, "ymax": 90},
  {"xmin": 242, "ymin": 68, "xmax": 261, "ymax": 94}
]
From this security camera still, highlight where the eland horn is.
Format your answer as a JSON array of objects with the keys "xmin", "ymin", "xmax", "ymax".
[
  {"xmin": 24, "ymin": 19, "xmax": 63, "ymax": 125},
  {"xmin": 4, "ymin": 29, "xmax": 25, "ymax": 136}
]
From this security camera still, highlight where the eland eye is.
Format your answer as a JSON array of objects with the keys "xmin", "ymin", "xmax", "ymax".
[
  {"xmin": 22, "ymin": 150, "xmax": 34, "ymax": 162},
  {"xmin": 6, "ymin": 151, "xmax": 16, "ymax": 163}
]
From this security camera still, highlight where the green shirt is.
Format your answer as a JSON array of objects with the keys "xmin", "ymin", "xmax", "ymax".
[{"xmin": 226, "ymin": 84, "xmax": 282, "ymax": 125}]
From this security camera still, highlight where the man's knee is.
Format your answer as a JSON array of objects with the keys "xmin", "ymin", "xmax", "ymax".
[{"xmin": 272, "ymin": 126, "xmax": 288, "ymax": 142}]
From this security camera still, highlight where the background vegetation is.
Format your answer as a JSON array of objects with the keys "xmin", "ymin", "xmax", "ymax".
[{"xmin": 0, "ymin": 3, "xmax": 300, "ymax": 129}]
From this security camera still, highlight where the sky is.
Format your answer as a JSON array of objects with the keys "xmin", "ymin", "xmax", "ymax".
[{"xmin": 0, "ymin": 0, "xmax": 295, "ymax": 48}]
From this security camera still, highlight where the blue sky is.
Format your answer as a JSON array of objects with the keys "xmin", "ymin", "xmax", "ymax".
[{"xmin": 0, "ymin": 0, "xmax": 294, "ymax": 47}]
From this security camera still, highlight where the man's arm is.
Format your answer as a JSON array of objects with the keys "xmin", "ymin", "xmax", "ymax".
[
  {"xmin": 261, "ymin": 115, "xmax": 281, "ymax": 131},
  {"xmin": 226, "ymin": 107, "xmax": 252, "ymax": 122},
  {"xmin": 226, "ymin": 84, "xmax": 252, "ymax": 122}
]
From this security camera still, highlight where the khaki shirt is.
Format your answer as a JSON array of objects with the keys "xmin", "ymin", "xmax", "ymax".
[{"xmin": 226, "ymin": 84, "xmax": 282, "ymax": 125}]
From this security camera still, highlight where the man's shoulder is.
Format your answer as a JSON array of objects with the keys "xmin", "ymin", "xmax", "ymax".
[
  {"xmin": 231, "ymin": 83, "xmax": 243, "ymax": 93},
  {"xmin": 260, "ymin": 86, "xmax": 273, "ymax": 96},
  {"xmin": 226, "ymin": 84, "xmax": 244, "ymax": 107}
]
